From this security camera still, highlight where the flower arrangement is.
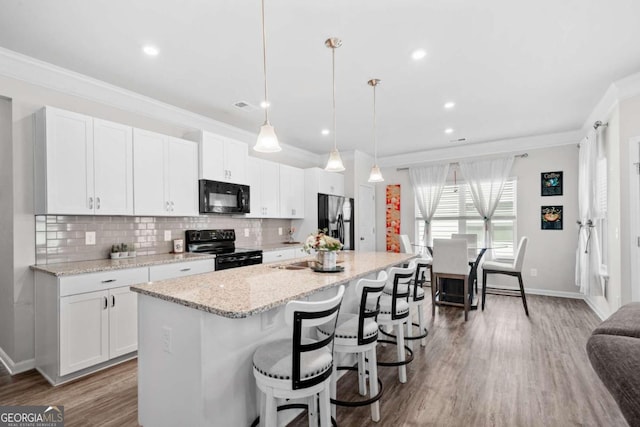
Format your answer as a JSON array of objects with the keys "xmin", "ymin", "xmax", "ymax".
[{"xmin": 304, "ymin": 229, "xmax": 343, "ymax": 253}]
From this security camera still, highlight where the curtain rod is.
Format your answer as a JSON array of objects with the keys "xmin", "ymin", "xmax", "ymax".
[{"xmin": 395, "ymin": 153, "xmax": 528, "ymax": 171}]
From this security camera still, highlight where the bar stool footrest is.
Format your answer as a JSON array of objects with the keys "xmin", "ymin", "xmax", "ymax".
[
  {"xmin": 330, "ymin": 366, "xmax": 384, "ymax": 407},
  {"xmin": 379, "ymin": 323, "xmax": 428, "ymax": 341},
  {"xmin": 375, "ymin": 339, "xmax": 414, "ymax": 366},
  {"xmin": 250, "ymin": 403, "xmax": 337, "ymax": 427}
]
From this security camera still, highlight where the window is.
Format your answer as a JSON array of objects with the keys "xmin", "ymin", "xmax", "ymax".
[{"xmin": 416, "ymin": 178, "xmax": 517, "ymax": 259}]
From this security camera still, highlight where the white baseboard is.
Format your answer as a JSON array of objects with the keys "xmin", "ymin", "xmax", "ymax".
[
  {"xmin": 0, "ymin": 345, "xmax": 35, "ymax": 375},
  {"xmin": 583, "ymin": 296, "xmax": 610, "ymax": 321}
]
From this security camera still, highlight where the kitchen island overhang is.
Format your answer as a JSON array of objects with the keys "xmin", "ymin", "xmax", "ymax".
[{"xmin": 131, "ymin": 251, "xmax": 416, "ymax": 427}]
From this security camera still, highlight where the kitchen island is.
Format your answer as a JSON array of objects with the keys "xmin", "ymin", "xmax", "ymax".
[{"xmin": 130, "ymin": 251, "xmax": 415, "ymax": 427}]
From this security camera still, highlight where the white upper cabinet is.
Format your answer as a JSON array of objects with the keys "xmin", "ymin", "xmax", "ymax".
[
  {"xmin": 245, "ymin": 157, "xmax": 279, "ymax": 218},
  {"xmin": 186, "ymin": 131, "xmax": 248, "ymax": 185},
  {"xmin": 93, "ymin": 119, "xmax": 134, "ymax": 215},
  {"xmin": 317, "ymin": 170, "xmax": 345, "ymax": 196},
  {"xmin": 133, "ymin": 129, "xmax": 198, "ymax": 216},
  {"xmin": 35, "ymin": 107, "xmax": 134, "ymax": 215},
  {"xmin": 279, "ymin": 165, "xmax": 305, "ymax": 218}
]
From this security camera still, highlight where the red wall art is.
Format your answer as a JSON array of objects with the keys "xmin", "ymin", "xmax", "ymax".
[{"xmin": 386, "ymin": 184, "xmax": 401, "ymax": 252}]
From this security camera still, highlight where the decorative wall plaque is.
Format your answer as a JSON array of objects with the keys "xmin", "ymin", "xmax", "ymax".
[
  {"xmin": 541, "ymin": 205, "xmax": 563, "ymax": 230},
  {"xmin": 541, "ymin": 171, "xmax": 563, "ymax": 196}
]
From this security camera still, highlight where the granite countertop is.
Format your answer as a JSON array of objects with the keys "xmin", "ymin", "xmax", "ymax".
[
  {"xmin": 130, "ymin": 251, "xmax": 415, "ymax": 319},
  {"xmin": 30, "ymin": 252, "xmax": 216, "ymax": 276}
]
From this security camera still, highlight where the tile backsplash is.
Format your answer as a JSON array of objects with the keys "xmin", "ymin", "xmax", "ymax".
[{"xmin": 35, "ymin": 215, "xmax": 293, "ymax": 265}]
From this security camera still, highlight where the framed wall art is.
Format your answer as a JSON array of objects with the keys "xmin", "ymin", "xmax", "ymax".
[
  {"xmin": 541, "ymin": 171, "xmax": 563, "ymax": 196},
  {"xmin": 385, "ymin": 184, "xmax": 401, "ymax": 252},
  {"xmin": 541, "ymin": 205, "xmax": 563, "ymax": 230}
]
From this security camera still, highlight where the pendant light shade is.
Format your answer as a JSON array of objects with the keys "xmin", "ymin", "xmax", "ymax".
[
  {"xmin": 324, "ymin": 37, "xmax": 345, "ymax": 172},
  {"xmin": 254, "ymin": 0, "xmax": 281, "ymax": 153},
  {"xmin": 367, "ymin": 78, "xmax": 384, "ymax": 183}
]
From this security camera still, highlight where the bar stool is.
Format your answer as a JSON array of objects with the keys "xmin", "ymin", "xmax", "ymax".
[
  {"xmin": 405, "ymin": 258, "xmax": 430, "ymax": 348},
  {"xmin": 252, "ymin": 286, "xmax": 345, "ymax": 427},
  {"xmin": 377, "ymin": 262, "xmax": 416, "ymax": 383},
  {"xmin": 317, "ymin": 271, "xmax": 388, "ymax": 422}
]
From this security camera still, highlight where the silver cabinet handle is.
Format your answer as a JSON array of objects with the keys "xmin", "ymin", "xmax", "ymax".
[
  {"xmin": 96, "ymin": 197, "xmax": 101, "ymax": 210},
  {"xmin": 276, "ymin": 254, "xmax": 282, "ymax": 258},
  {"xmin": 171, "ymin": 201, "xmax": 175, "ymax": 211},
  {"xmin": 229, "ymin": 170, "xmax": 232, "ymax": 179},
  {"xmin": 180, "ymin": 267, "xmax": 191, "ymax": 272},
  {"xmin": 101, "ymin": 279, "xmax": 117, "ymax": 283},
  {"xmin": 89, "ymin": 197, "xmax": 94, "ymax": 210},
  {"xmin": 112, "ymin": 295, "xmax": 115, "ymax": 307},
  {"xmin": 103, "ymin": 296, "xmax": 108, "ymax": 310},
  {"xmin": 166, "ymin": 201, "xmax": 170, "ymax": 211}
]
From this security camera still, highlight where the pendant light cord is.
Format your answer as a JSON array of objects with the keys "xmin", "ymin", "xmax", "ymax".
[
  {"xmin": 261, "ymin": 0, "xmax": 269, "ymax": 124},
  {"xmin": 332, "ymin": 46, "xmax": 337, "ymax": 151},
  {"xmin": 373, "ymin": 84, "xmax": 377, "ymax": 163}
]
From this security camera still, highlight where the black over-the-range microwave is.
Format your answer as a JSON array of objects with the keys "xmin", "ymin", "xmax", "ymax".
[{"xmin": 199, "ymin": 179, "xmax": 250, "ymax": 214}]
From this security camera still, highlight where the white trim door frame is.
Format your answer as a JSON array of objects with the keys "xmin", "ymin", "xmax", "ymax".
[{"xmin": 629, "ymin": 136, "xmax": 640, "ymax": 302}]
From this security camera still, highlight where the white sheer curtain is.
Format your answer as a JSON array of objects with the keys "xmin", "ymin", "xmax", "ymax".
[
  {"xmin": 409, "ymin": 163, "xmax": 450, "ymax": 248},
  {"xmin": 576, "ymin": 127, "xmax": 606, "ymax": 295},
  {"xmin": 458, "ymin": 156, "xmax": 514, "ymax": 253}
]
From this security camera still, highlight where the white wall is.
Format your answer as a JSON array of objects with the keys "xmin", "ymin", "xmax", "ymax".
[
  {"xmin": 0, "ymin": 97, "xmax": 14, "ymax": 363},
  {"xmin": 375, "ymin": 144, "xmax": 580, "ymax": 296}
]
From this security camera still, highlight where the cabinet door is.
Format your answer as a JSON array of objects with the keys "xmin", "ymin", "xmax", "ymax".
[
  {"xmin": 318, "ymin": 171, "xmax": 345, "ymax": 196},
  {"xmin": 199, "ymin": 132, "xmax": 226, "ymax": 182},
  {"xmin": 108, "ymin": 286, "xmax": 138, "ymax": 358},
  {"xmin": 167, "ymin": 137, "xmax": 198, "ymax": 216},
  {"xmin": 45, "ymin": 107, "xmax": 94, "ymax": 214},
  {"xmin": 245, "ymin": 157, "xmax": 262, "ymax": 218},
  {"xmin": 133, "ymin": 129, "xmax": 168, "ymax": 215},
  {"xmin": 260, "ymin": 160, "xmax": 280, "ymax": 218},
  {"xmin": 224, "ymin": 138, "xmax": 248, "ymax": 184},
  {"xmin": 60, "ymin": 290, "xmax": 109, "ymax": 376},
  {"xmin": 290, "ymin": 167, "xmax": 305, "ymax": 218},
  {"xmin": 93, "ymin": 119, "xmax": 134, "ymax": 215}
]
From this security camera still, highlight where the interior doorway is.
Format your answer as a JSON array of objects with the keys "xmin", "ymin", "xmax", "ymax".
[
  {"xmin": 358, "ymin": 184, "xmax": 376, "ymax": 251},
  {"xmin": 630, "ymin": 137, "xmax": 640, "ymax": 302}
]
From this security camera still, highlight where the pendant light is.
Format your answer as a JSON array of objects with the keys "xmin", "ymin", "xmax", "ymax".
[
  {"xmin": 324, "ymin": 37, "xmax": 345, "ymax": 172},
  {"xmin": 367, "ymin": 78, "xmax": 384, "ymax": 182},
  {"xmin": 254, "ymin": 0, "xmax": 281, "ymax": 153}
]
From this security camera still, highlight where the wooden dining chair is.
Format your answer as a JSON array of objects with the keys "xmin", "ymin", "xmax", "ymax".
[{"xmin": 431, "ymin": 238, "xmax": 471, "ymax": 321}]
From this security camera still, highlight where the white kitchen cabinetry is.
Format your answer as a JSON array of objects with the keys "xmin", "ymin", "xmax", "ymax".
[
  {"xmin": 262, "ymin": 248, "xmax": 303, "ymax": 263},
  {"xmin": 185, "ymin": 130, "xmax": 248, "ymax": 184},
  {"xmin": 36, "ymin": 267, "xmax": 148, "ymax": 384},
  {"xmin": 279, "ymin": 165, "xmax": 305, "ymax": 219},
  {"xmin": 148, "ymin": 259, "xmax": 216, "ymax": 281},
  {"xmin": 35, "ymin": 107, "xmax": 134, "ymax": 215},
  {"xmin": 318, "ymin": 169, "xmax": 345, "ymax": 196},
  {"xmin": 246, "ymin": 157, "xmax": 280, "ymax": 218},
  {"xmin": 133, "ymin": 129, "xmax": 198, "ymax": 216}
]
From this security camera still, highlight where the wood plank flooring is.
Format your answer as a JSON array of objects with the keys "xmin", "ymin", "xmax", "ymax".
[{"xmin": 0, "ymin": 295, "xmax": 627, "ymax": 426}]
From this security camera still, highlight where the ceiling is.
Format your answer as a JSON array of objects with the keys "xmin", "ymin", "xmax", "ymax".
[{"xmin": 1, "ymin": 0, "xmax": 640, "ymax": 158}]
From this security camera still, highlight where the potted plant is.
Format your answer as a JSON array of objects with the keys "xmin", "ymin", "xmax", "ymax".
[
  {"xmin": 304, "ymin": 229, "xmax": 343, "ymax": 270},
  {"xmin": 120, "ymin": 243, "xmax": 129, "ymax": 258},
  {"xmin": 110, "ymin": 244, "xmax": 120, "ymax": 259},
  {"xmin": 128, "ymin": 242, "xmax": 137, "ymax": 258}
]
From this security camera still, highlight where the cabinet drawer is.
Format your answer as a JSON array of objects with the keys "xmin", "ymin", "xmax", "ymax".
[
  {"xmin": 149, "ymin": 259, "xmax": 216, "ymax": 282},
  {"xmin": 60, "ymin": 268, "xmax": 148, "ymax": 297},
  {"xmin": 263, "ymin": 249, "xmax": 299, "ymax": 263}
]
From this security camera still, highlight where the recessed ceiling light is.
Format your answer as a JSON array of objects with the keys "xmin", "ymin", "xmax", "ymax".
[
  {"xmin": 444, "ymin": 102, "xmax": 456, "ymax": 109},
  {"xmin": 260, "ymin": 101, "xmax": 270, "ymax": 109},
  {"xmin": 444, "ymin": 128, "xmax": 454, "ymax": 134},
  {"xmin": 411, "ymin": 49, "xmax": 427, "ymax": 60},
  {"xmin": 321, "ymin": 129, "xmax": 330, "ymax": 136},
  {"xmin": 143, "ymin": 45, "xmax": 159, "ymax": 56}
]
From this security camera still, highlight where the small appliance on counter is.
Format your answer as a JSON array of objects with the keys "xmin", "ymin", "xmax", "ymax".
[
  {"xmin": 185, "ymin": 229, "xmax": 262, "ymax": 270},
  {"xmin": 199, "ymin": 180, "xmax": 250, "ymax": 214}
]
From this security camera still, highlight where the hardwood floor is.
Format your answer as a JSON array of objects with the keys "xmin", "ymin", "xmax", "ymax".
[{"xmin": 0, "ymin": 295, "xmax": 627, "ymax": 426}]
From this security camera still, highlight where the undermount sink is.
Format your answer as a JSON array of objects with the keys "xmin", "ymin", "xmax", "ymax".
[{"xmin": 271, "ymin": 261, "xmax": 311, "ymax": 270}]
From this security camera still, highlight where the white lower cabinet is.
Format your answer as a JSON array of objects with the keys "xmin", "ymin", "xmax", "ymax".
[
  {"xmin": 262, "ymin": 248, "xmax": 304, "ymax": 263},
  {"xmin": 108, "ymin": 286, "xmax": 139, "ymax": 358},
  {"xmin": 148, "ymin": 259, "xmax": 216, "ymax": 281}
]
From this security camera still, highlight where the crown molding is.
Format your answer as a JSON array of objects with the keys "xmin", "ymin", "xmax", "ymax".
[
  {"xmin": 582, "ymin": 70, "xmax": 640, "ymax": 131},
  {"xmin": 0, "ymin": 47, "xmax": 319, "ymax": 163},
  {"xmin": 379, "ymin": 130, "xmax": 583, "ymax": 168}
]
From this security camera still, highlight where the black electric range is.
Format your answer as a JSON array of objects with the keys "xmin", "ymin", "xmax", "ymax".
[{"xmin": 185, "ymin": 229, "xmax": 263, "ymax": 271}]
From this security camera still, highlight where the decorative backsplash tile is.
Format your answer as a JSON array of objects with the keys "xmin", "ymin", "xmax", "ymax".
[{"xmin": 35, "ymin": 215, "xmax": 293, "ymax": 265}]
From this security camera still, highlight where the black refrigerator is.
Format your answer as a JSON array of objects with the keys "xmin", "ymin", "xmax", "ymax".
[{"xmin": 318, "ymin": 193, "xmax": 355, "ymax": 250}]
